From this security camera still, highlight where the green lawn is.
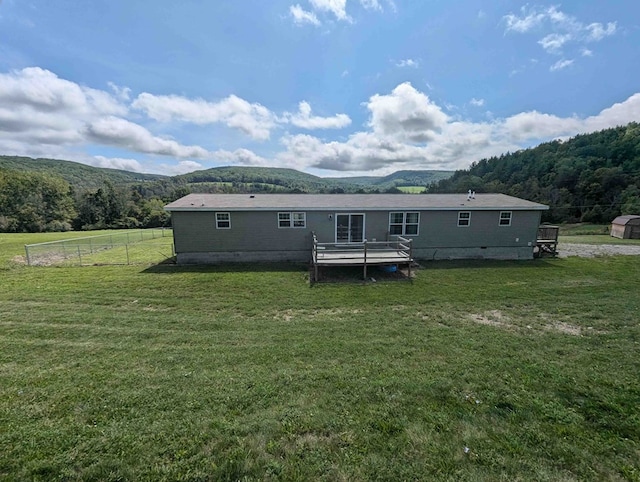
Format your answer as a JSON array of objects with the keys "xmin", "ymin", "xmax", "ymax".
[{"xmin": 1, "ymin": 233, "xmax": 639, "ymax": 480}]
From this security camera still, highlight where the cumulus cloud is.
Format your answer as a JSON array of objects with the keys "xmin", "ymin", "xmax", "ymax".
[
  {"xmin": 85, "ymin": 116, "xmax": 212, "ymax": 159},
  {"xmin": 367, "ymin": 82, "xmax": 448, "ymax": 143},
  {"xmin": 290, "ymin": 4, "xmax": 320, "ymax": 25},
  {"xmin": 158, "ymin": 160, "xmax": 205, "ymax": 176},
  {"xmin": 286, "ymin": 101, "xmax": 351, "ymax": 129},
  {"xmin": 132, "ymin": 93, "xmax": 276, "ymax": 141},
  {"xmin": 0, "ymin": 67, "xmax": 126, "ymax": 150},
  {"xmin": 91, "ymin": 155, "xmax": 145, "ymax": 172},
  {"xmin": 0, "ymin": 67, "xmax": 126, "ymax": 116},
  {"xmin": 272, "ymin": 84, "xmax": 640, "ymax": 174}
]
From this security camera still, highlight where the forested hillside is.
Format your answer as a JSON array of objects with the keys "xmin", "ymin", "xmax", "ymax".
[
  {"xmin": 0, "ymin": 159, "xmax": 449, "ymax": 232},
  {"xmin": 433, "ymin": 123, "xmax": 640, "ymax": 223},
  {"xmin": 0, "ymin": 156, "xmax": 166, "ymax": 189}
]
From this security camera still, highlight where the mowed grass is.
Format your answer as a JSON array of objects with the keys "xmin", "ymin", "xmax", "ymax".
[{"xmin": 1, "ymin": 234, "xmax": 640, "ymax": 480}]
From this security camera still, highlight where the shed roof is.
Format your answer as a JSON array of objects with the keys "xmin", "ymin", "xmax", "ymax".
[
  {"xmin": 165, "ymin": 193, "xmax": 548, "ymax": 212},
  {"xmin": 612, "ymin": 215, "xmax": 640, "ymax": 225}
]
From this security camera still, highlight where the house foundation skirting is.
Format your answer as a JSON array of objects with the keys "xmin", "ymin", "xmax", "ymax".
[
  {"xmin": 414, "ymin": 246, "xmax": 534, "ymax": 260},
  {"xmin": 176, "ymin": 246, "xmax": 534, "ymax": 264},
  {"xmin": 176, "ymin": 250, "xmax": 309, "ymax": 264}
]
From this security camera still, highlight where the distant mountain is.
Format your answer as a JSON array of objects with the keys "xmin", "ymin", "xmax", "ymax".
[
  {"xmin": 328, "ymin": 170, "xmax": 454, "ymax": 189},
  {"xmin": 0, "ymin": 156, "xmax": 452, "ymax": 194},
  {"xmin": 0, "ymin": 156, "xmax": 166, "ymax": 190}
]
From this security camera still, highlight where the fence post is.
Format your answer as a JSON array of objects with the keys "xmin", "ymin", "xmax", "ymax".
[
  {"xmin": 125, "ymin": 244, "xmax": 130, "ymax": 265},
  {"xmin": 25, "ymin": 245, "xmax": 31, "ymax": 266},
  {"xmin": 77, "ymin": 246, "xmax": 82, "ymax": 266}
]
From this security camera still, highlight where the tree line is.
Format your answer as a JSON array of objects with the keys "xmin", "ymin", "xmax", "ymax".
[
  {"xmin": 431, "ymin": 123, "xmax": 640, "ymax": 223},
  {"xmin": 0, "ymin": 170, "xmax": 174, "ymax": 232}
]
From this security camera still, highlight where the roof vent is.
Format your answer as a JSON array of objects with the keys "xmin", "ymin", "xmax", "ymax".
[{"xmin": 250, "ymin": 195, "xmax": 255, "ymax": 198}]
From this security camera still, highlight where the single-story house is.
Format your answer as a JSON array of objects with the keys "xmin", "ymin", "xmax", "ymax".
[
  {"xmin": 611, "ymin": 215, "xmax": 640, "ymax": 239},
  {"xmin": 164, "ymin": 193, "xmax": 548, "ymax": 264}
]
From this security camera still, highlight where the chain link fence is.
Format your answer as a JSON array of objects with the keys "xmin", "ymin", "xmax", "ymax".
[{"xmin": 25, "ymin": 229, "xmax": 174, "ymax": 266}]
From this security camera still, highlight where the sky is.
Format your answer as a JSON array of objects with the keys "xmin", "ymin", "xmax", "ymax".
[{"xmin": 0, "ymin": 0, "xmax": 638, "ymax": 177}]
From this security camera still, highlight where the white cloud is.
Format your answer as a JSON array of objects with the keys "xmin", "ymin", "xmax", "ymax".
[
  {"xmin": 581, "ymin": 48, "xmax": 593, "ymax": 57},
  {"xmin": 367, "ymin": 82, "xmax": 449, "ymax": 142},
  {"xmin": 504, "ymin": 8, "xmax": 547, "ymax": 33},
  {"xmin": 470, "ymin": 98, "xmax": 485, "ymax": 107},
  {"xmin": 214, "ymin": 148, "xmax": 271, "ymax": 167},
  {"xmin": 132, "ymin": 92, "xmax": 276, "ymax": 141},
  {"xmin": 85, "ymin": 116, "xmax": 212, "ymax": 159},
  {"xmin": 286, "ymin": 101, "xmax": 352, "ymax": 129},
  {"xmin": 504, "ymin": 6, "xmax": 617, "ymax": 60},
  {"xmin": 107, "ymin": 82, "xmax": 132, "ymax": 102},
  {"xmin": 586, "ymin": 22, "xmax": 616, "ymax": 41},
  {"xmin": 0, "ymin": 67, "xmax": 126, "ymax": 149},
  {"xmin": 310, "ymin": 0, "xmax": 350, "ymax": 21},
  {"xmin": 289, "ymin": 4, "xmax": 320, "ymax": 25},
  {"xmin": 360, "ymin": 0, "xmax": 381, "ymax": 10},
  {"xmin": 396, "ymin": 58, "xmax": 419, "ymax": 68},
  {"xmin": 272, "ymin": 84, "xmax": 640, "ymax": 174},
  {"xmin": 550, "ymin": 59, "xmax": 574, "ymax": 71},
  {"xmin": 91, "ymin": 155, "xmax": 144, "ymax": 172},
  {"xmin": 158, "ymin": 160, "xmax": 205, "ymax": 176},
  {"xmin": 538, "ymin": 33, "xmax": 571, "ymax": 53}
]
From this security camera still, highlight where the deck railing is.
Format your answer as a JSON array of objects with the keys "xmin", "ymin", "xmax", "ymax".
[{"xmin": 311, "ymin": 233, "xmax": 412, "ymax": 281}]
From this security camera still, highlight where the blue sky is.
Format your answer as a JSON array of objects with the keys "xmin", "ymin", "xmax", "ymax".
[{"xmin": 0, "ymin": 0, "xmax": 638, "ymax": 176}]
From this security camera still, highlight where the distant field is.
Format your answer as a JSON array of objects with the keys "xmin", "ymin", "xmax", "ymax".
[
  {"xmin": 558, "ymin": 223, "xmax": 611, "ymax": 236},
  {"xmin": 396, "ymin": 185, "xmax": 427, "ymax": 193},
  {"xmin": 1, "ymin": 233, "xmax": 639, "ymax": 480}
]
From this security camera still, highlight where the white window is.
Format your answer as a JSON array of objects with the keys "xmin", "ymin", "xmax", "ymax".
[
  {"xmin": 216, "ymin": 212, "xmax": 230, "ymax": 229},
  {"xmin": 389, "ymin": 212, "xmax": 420, "ymax": 236},
  {"xmin": 278, "ymin": 212, "xmax": 306, "ymax": 228},
  {"xmin": 499, "ymin": 211, "xmax": 512, "ymax": 226},
  {"xmin": 458, "ymin": 211, "xmax": 471, "ymax": 227}
]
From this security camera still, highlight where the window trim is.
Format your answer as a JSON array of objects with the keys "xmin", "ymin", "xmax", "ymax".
[
  {"xmin": 499, "ymin": 211, "xmax": 512, "ymax": 227},
  {"xmin": 389, "ymin": 211, "xmax": 420, "ymax": 236},
  {"xmin": 458, "ymin": 211, "xmax": 471, "ymax": 227},
  {"xmin": 278, "ymin": 211, "xmax": 306, "ymax": 229},
  {"xmin": 215, "ymin": 212, "xmax": 231, "ymax": 229}
]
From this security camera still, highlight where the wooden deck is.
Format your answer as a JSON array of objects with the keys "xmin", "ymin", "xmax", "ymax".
[
  {"xmin": 535, "ymin": 225, "xmax": 559, "ymax": 258},
  {"xmin": 311, "ymin": 234, "xmax": 413, "ymax": 282}
]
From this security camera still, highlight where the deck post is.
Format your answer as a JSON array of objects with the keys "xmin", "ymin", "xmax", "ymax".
[
  {"xmin": 312, "ymin": 232, "xmax": 318, "ymax": 283},
  {"xmin": 408, "ymin": 238, "xmax": 412, "ymax": 280},
  {"xmin": 363, "ymin": 239, "xmax": 367, "ymax": 280}
]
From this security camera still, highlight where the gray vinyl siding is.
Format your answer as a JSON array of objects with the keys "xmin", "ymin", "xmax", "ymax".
[{"xmin": 171, "ymin": 209, "xmax": 542, "ymax": 255}]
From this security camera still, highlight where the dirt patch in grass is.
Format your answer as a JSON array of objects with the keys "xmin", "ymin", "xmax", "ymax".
[
  {"xmin": 469, "ymin": 310, "xmax": 512, "ymax": 329},
  {"xmin": 547, "ymin": 321, "xmax": 582, "ymax": 336},
  {"xmin": 469, "ymin": 310, "xmax": 601, "ymax": 337}
]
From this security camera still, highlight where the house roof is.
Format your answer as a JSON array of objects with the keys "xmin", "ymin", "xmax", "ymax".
[
  {"xmin": 612, "ymin": 215, "xmax": 640, "ymax": 225},
  {"xmin": 165, "ymin": 193, "xmax": 548, "ymax": 212}
]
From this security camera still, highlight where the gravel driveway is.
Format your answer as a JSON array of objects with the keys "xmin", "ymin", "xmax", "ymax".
[{"xmin": 558, "ymin": 243, "xmax": 640, "ymax": 258}]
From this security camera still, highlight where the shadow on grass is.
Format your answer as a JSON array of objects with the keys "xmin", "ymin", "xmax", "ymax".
[
  {"xmin": 140, "ymin": 261, "xmax": 309, "ymax": 275},
  {"xmin": 312, "ymin": 264, "xmax": 413, "ymax": 284},
  {"xmin": 141, "ymin": 258, "xmax": 563, "ymax": 276},
  {"xmin": 415, "ymin": 258, "xmax": 561, "ymax": 270}
]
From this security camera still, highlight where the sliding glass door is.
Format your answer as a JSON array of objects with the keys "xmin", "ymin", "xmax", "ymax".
[{"xmin": 336, "ymin": 214, "xmax": 365, "ymax": 243}]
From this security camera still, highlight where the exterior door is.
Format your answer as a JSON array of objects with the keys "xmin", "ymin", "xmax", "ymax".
[{"xmin": 336, "ymin": 214, "xmax": 365, "ymax": 243}]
